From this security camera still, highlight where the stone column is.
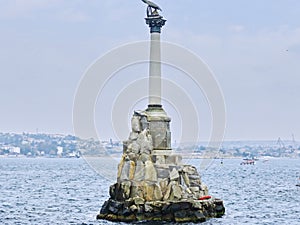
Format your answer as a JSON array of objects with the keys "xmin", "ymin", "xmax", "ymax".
[
  {"xmin": 145, "ymin": 16, "xmax": 166, "ymax": 107},
  {"xmin": 145, "ymin": 16, "xmax": 171, "ymax": 151}
]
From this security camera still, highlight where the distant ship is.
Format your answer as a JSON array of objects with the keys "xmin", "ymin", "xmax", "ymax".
[{"xmin": 240, "ymin": 158, "xmax": 255, "ymax": 165}]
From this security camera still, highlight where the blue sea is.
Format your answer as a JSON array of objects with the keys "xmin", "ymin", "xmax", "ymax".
[{"xmin": 0, "ymin": 157, "xmax": 299, "ymax": 225}]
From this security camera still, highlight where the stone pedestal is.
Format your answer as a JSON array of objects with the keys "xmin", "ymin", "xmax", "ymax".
[{"xmin": 97, "ymin": 107, "xmax": 225, "ymax": 223}]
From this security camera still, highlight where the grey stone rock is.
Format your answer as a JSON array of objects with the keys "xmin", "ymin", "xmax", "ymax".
[
  {"xmin": 195, "ymin": 211, "xmax": 206, "ymax": 221},
  {"xmin": 183, "ymin": 165, "xmax": 197, "ymax": 175},
  {"xmin": 190, "ymin": 186, "xmax": 200, "ymax": 193},
  {"xmin": 133, "ymin": 196, "xmax": 145, "ymax": 205},
  {"xmin": 129, "ymin": 160, "xmax": 136, "ymax": 180},
  {"xmin": 129, "ymin": 142, "xmax": 140, "ymax": 154},
  {"xmin": 174, "ymin": 210, "xmax": 187, "ymax": 221},
  {"xmin": 166, "ymin": 155, "xmax": 178, "ymax": 164},
  {"xmin": 144, "ymin": 160, "xmax": 157, "ymax": 181},
  {"xmin": 120, "ymin": 160, "xmax": 130, "ymax": 181},
  {"xmin": 169, "ymin": 168, "xmax": 179, "ymax": 180},
  {"xmin": 129, "ymin": 131, "xmax": 139, "ymax": 141},
  {"xmin": 156, "ymin": 166, "xmax": 169, "ymax": 178},
  {"xmin": 192, "ymin": 201, "xmax": 203, "ymax": 209},
  {"xmin": 186, "ymin": 187, "xmax": 192, "ymax": 194},
  {"xmin": 99, "ymin": 200, "xmax": 110, "ymax": 214},
  {"xmin": 163, "ymin": 181, "xmax": 176, "ymax": 201},
  {"xmin": 131, "ymin": 115, "xmax": 141, "ymax": 132},
  {"xmin": 182, "ymin": 172, "xmax": 190, "ymax": 187},
  {"xmin": 108, "ymin": 200, "xmax": 123, "ymax": 214},
  {"xmin": 130, "ymin": 204, "xmax": 138, "ymax": 212},
  {"xmin": 140, "ymin": 116, "xmax": 149, "ymax": 130},
  {"xmin": 200, "ymin": 184, "xmax": 208, "ymax": 195},
  {"xmin": 117, "ymin": 156, "xmax": 126, "ymax": 180},
  {"xmin": 153, "ymin": 183, "xmax": 163, "ymax": 200},
  {"xmin": 145, "ymin": 203, "xmax": 153, "ymax": 212},
  {"xmin": 128, "ymin": 152, "xmax": 138, "ymax": 161},
  {"xmin": 144, "ymin": 182, "xmax": 154, "ymax": 201},
  {"xmin": 121, "ymin": 181, "xmax": 132, "ymax": 199},
  {"xmin": 98, "ymin": 110, "xmax": 225, "ymax": 223},
  {"xmin": 170, "ymin": 183, "xmax": 182, "ymax": 200},
  {"xmin": 138, "ymin": 129, "xmax": 153, "ymax": 154},
  {"xmin": 134, "ymin": 161, "xmax": 145, "ymax": 181},
  {"xmin": 159, "ymin": 178, "xmax": 169, "ymax": 193},
  {"xmin": 109, "ymin": 183, "xmax": 116, "ymax": 199},
  {"xmin": 130, "ymin": 182, "xmax": 144, "ymax": 198},
  {"xmin": 155, "ymin": 155, "xmax": 165, "ymax": 164},
  {"xmin": 190, "ymin": 179, "xmax": 201, "ymax": 186},
  {"xmin": 139, "ymin": 153, "xmax": 151, "ymax": 163}
]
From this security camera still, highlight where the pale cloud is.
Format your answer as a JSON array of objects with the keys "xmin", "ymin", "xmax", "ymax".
[
  {"xmin": 229, "ymin": 25, "xmax": 245, "ymax": 32},
  {"xmin": 57, "ymin": 8, "xmax": 90, "ymax": 22},
  {"xmin": 0, "ymin": 0, "xmax": 60, "ymax": 19},
  {"xmin": 0, "ymin": 0, "xmax": 89, "ymax": 22}
]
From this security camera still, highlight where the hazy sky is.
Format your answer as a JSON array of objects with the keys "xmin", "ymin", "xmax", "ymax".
[{"xmin": 1, "ymin": 0, "xmax": 300, "ymax": 142}]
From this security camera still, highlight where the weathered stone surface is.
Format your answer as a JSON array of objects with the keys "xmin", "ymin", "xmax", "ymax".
[
  {"xmin": 128, "ymin": 142, "xmax": 140, "ymax": 154},
  {"xmin": 145, "ymin": 203, "xmax": 153, "ymax": 212},
  {"xmin": 144, "ymin": 160, "xmax": 157, "ymax": 181},
  {"xmin": 159, "ymin": 178, "xmax": 169, "ymax": 193},
  {"xmin": 109, "ymin": 183, "xmax": 116, "ymax": 199},
  {"xmin": 155, "ymin": 155, "xmax": 165, "ymax": 164},
  {"xmin": 130, "ymin": 183, "xmax": 144, "ymax": 198},
  {"xmin": 200, "ymin": 184, "xmax": 209, "ymax": 195},
  {"xmin": 190, "ymin": 186, "xmax": 200, "ymax": 193},
  {"xmin": 153, "ymin": 183, "xmax": 163, "ymax": 200},
  {"xmin": 183, "ymin": 165, "xmax": 197, "ymax": 175},
  {"xmin": 130, "ymin": 204, "xmax": 138, "ymax": 212},
  {"xmin": 133, "ymin": 196, "xmax": 144, "ymax": 205},
  {"xmin": 134, "ymin": 161, "xmax": 144, "ymax": 181},
  {"xmin": 121, "ymin": 181, "xmax": 131, "ymax": 199},
  {"xmin": 166, "ymin": 155, "xmax": 179, "ymax": 164},
  {"xmin": 137, "ymin": 129, "xmax": 153, "ymax": 154},
  {"xmin": 144, "ymin": 183, "xmax": 154, "ymax": 201},
  {"xmin": 182, "ymin": 172, "xmax": 190, "ymax": 187},
  {"xmin": 156, "ymin": 166, "xmax": 169, "ymax": 178},
  {"xmin": 98, "ymin": 110, "xmax": 225, "ymax": 223},
  {"xmin": 98, "ymin": 198, "xmax": 225, "ymax": 223},
  {"xmin": 131, "ymin": 115, "xmax": 141, "ymax": 132},
  {"xmin": 186, "ymin": 187, "xmax": 192, "ymax": 194},
  {"xmin": 140, "ymin": 116, "xmax": 148, "ymax": 130},
  {"xmin": 163, "ymin": 181, "xmax": 175, "ymax": 201},
  {"xmin": 139, "ymin": 153, "xmax": 151, "ymax": 163},
  {"xmin": 129, "ymin": 131, "xmax": 139, "ymax": 141},
  {"xmin": 120, "ymin": 160, "xmax": 130, "ymax": 181},
  {"xmin": 170, "ymin": 183, "xmax": 182, "ymax": 200},
  {"xmin": 169, "ymin": 168, "xmax": 180, "ymax": 180},
  {"xmin": 117, "ymin": 156, "xmax": 125, "ymax": 180},
  {"xmin": 129, "ymin": 161, "xmax": 136, "ymax": 180}
]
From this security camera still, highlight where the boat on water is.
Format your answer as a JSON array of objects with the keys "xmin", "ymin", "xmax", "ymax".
[{"xmin": 240, "ymin": 159, "xmax": 255, "ymax": 165}]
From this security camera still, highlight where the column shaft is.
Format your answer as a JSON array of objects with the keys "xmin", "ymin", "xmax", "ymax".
[{"xmin": 149, "ymin": 32, "xmax": 161, "ymax": 106}]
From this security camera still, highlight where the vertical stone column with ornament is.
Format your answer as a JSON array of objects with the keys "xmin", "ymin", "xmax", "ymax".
[{"xmin": 97, "ymin": 1, "xmax": 225, "ymax": 223}]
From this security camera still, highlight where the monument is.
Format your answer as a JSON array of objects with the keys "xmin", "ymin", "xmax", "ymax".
[{"xmin": 97, "ymin": 1, "xmax": 225, "ymax": 222}]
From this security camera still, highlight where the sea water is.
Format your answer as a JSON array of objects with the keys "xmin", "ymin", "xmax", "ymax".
[{"xmin": 0, "ymin": 157, "xmax": 299, "ymax": 225}]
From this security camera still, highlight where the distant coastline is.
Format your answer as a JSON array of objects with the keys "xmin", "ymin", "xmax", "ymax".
[{"xmin": 0, "ymin": 132, "xmax": 299, "ymax": 159}]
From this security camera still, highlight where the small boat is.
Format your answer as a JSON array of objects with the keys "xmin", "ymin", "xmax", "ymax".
[
  {"xmin": 240, "ymin": 159, "xmax": 255, "ymax": 165},
  {"xmin": 199, "ymin": 196, "xmax": 212, "ymax": 200}
]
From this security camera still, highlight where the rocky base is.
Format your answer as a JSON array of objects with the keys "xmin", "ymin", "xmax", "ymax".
[
  {"xmin": 97, "ymin": 198, "xmax": 225, "ymax": 223},
  {"xmin": 97, "ymin": 109, "xmax": 225, "ymax": 223}
]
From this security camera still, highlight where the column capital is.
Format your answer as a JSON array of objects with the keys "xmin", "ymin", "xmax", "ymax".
[{"xmin": 145, "ymin": 16, "xmax": 166, "ymax": 33}]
